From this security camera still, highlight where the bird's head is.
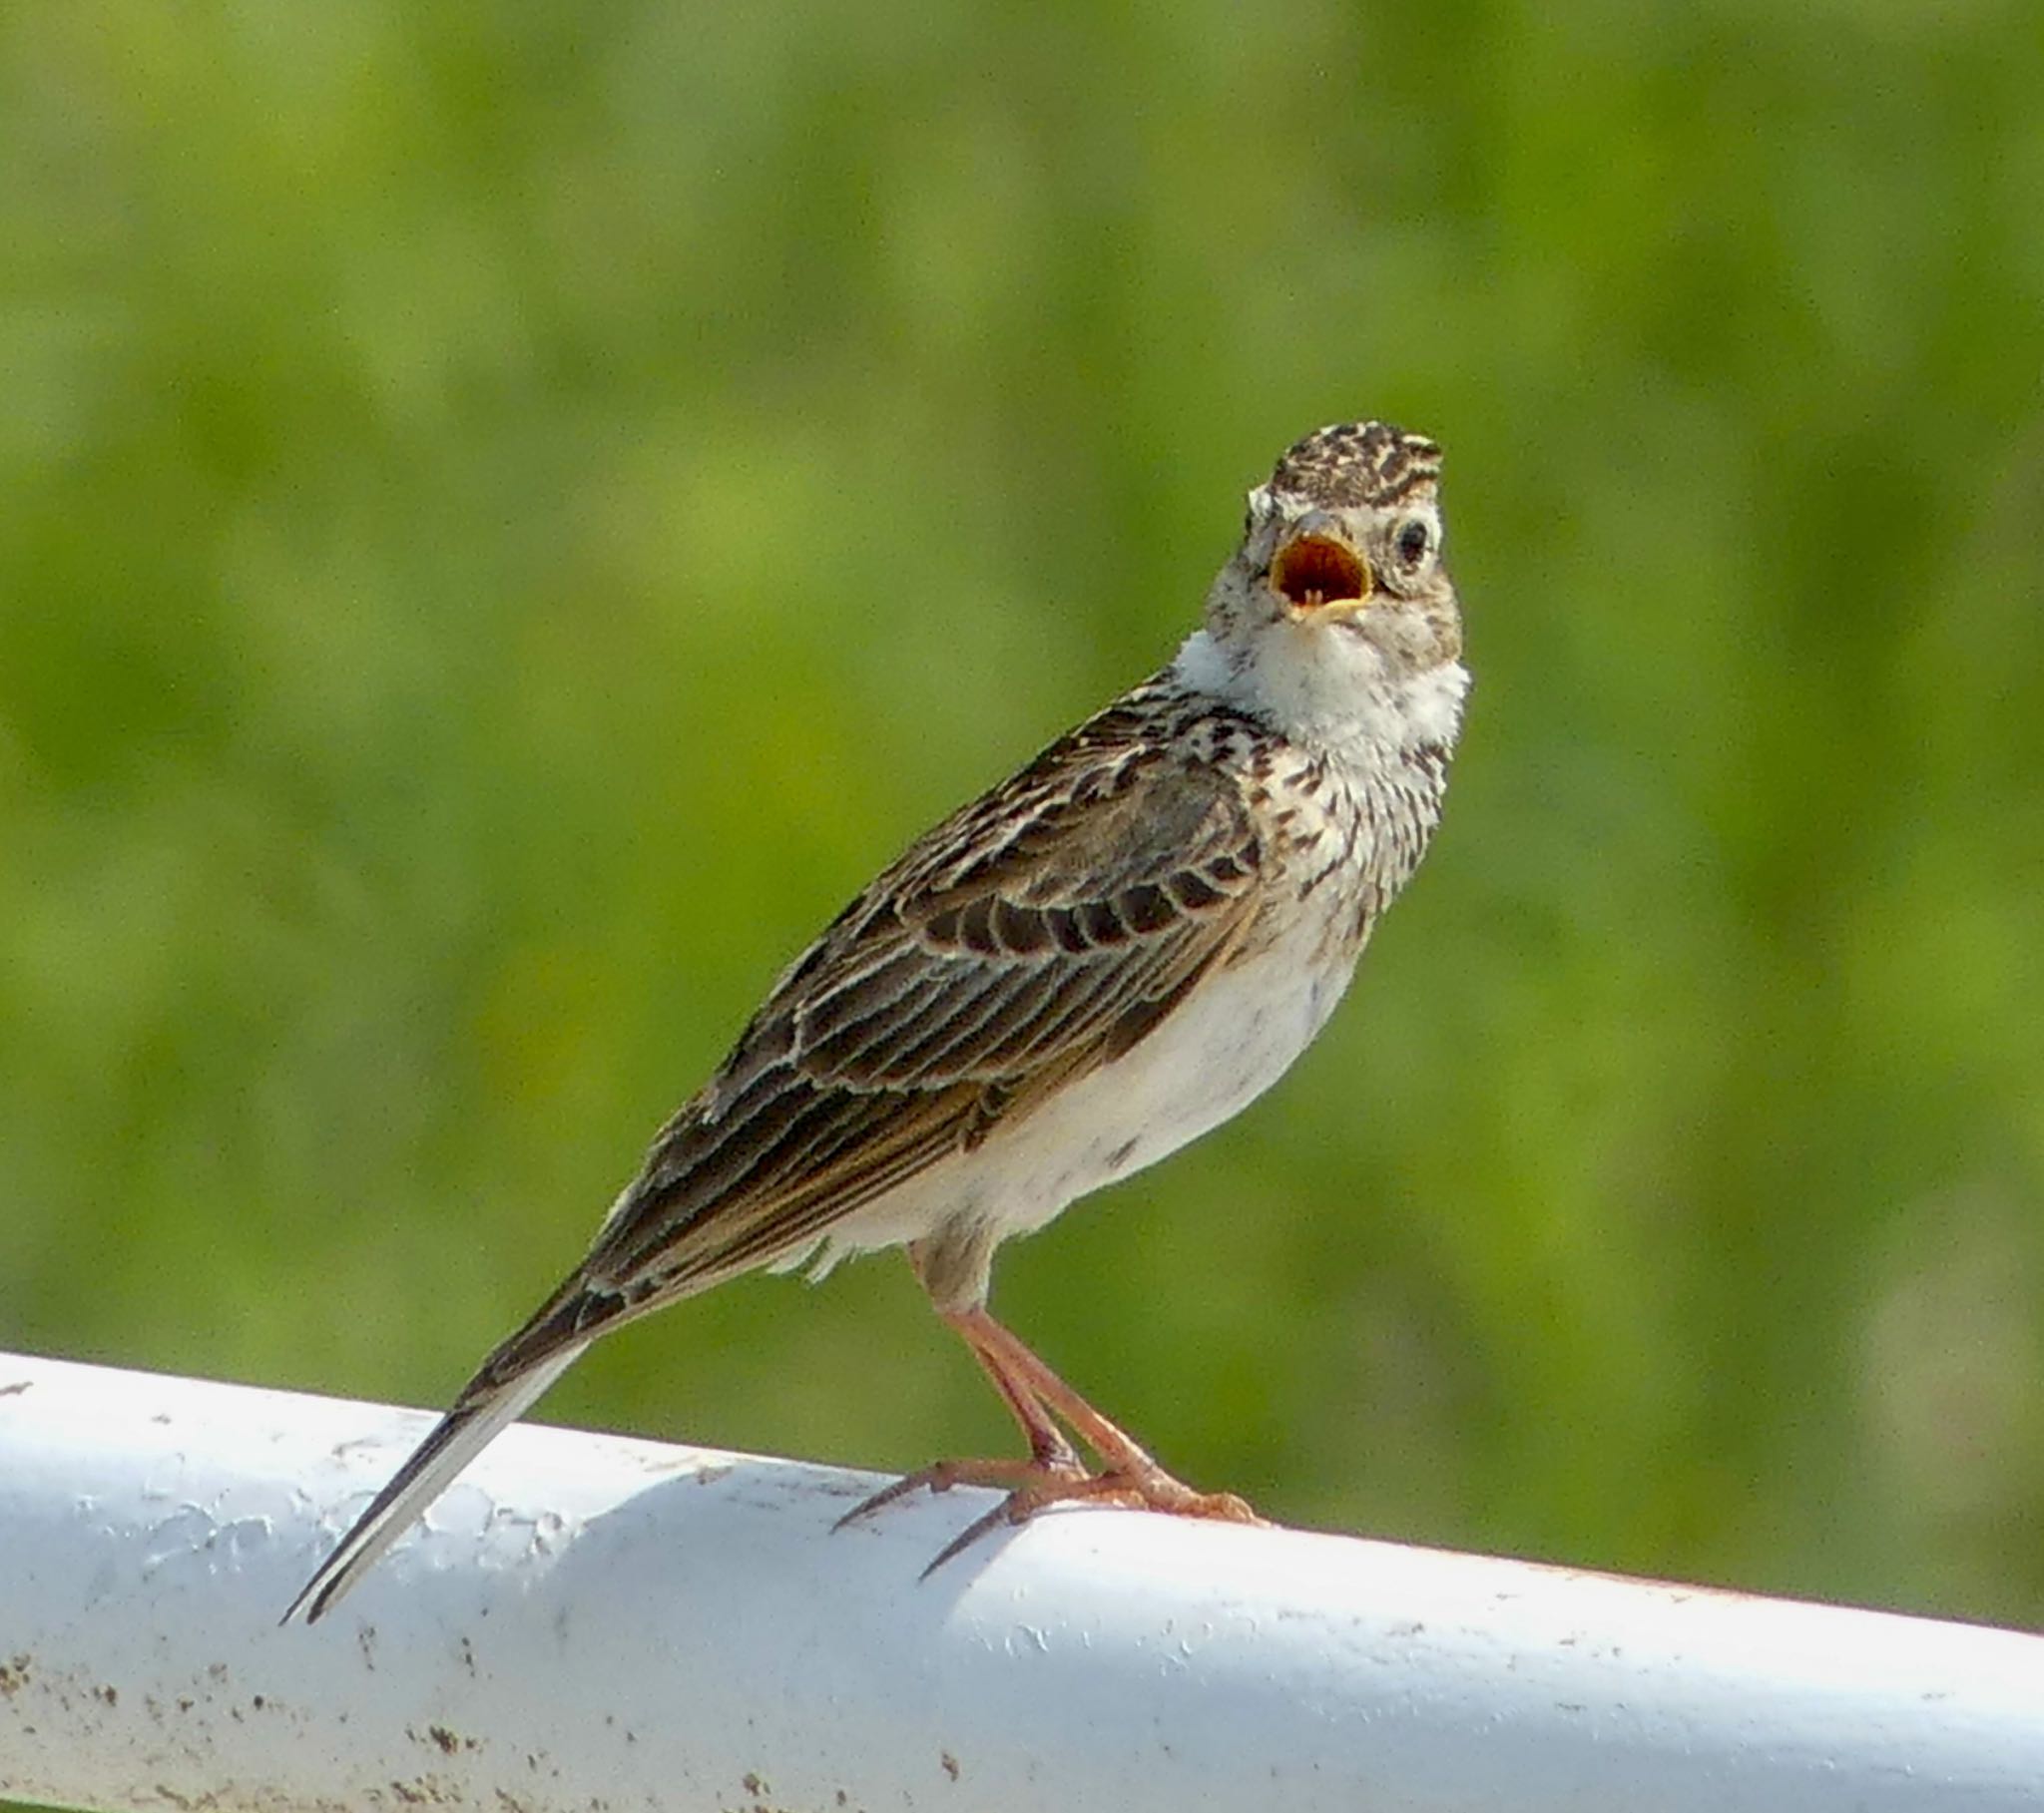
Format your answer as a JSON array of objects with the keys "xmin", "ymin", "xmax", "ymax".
[
  {"xmin": 1193, "ymin": 422, "xmax": 1466, "ymax": 744},
  {"xmin": 1215, "ymin": 420, "xmax": 1461, "ymax": 668}
]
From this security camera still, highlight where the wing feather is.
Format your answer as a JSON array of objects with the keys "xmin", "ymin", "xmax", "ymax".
[{"xmin": 553, "ymin": 692, "xmax": 1266, "ymax": 1346}]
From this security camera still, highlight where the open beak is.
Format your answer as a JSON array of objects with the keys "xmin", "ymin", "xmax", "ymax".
[{"xmin": 1270, "ymin": 531, "xmax": 1373, "ymax": 623}]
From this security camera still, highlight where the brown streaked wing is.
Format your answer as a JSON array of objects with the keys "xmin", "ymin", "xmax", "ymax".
[
  {"xmin": 538, "ymin": 708, "xmax": 1267, "ymax": 1334},
  {"xmin": 788, "ymin": 749, "xmax": 1264, "ymax": 1091}
]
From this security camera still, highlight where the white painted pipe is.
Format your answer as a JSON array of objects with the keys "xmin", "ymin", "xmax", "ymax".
[{"xmin": 1, "ymin": 1349, "xmax": 2040, "ymax": 1812}]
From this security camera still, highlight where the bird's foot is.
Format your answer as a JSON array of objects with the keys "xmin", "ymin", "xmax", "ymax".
[
  {"xmin": 836, "ymin": 1450, "xmax": 1265, "ymax": 1577},
  {"xmin": 835, "ymin": 1452, "xmax": 1083, "ymax": 1530}
]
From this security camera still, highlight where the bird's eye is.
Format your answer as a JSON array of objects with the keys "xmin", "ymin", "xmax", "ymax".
[{"xmin": 1395, "ymin": 518, "xmax": 1431, "ymax": 568}]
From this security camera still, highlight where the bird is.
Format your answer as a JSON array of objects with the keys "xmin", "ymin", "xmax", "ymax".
[{"xmin": 285, "ymin": 418, "xmax": 1469, "ymax": 1624}]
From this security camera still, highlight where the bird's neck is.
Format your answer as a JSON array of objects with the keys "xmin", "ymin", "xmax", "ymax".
[{"xmin": 1171, "ymin": 627, "xmax": 1469, "ymax": 774}]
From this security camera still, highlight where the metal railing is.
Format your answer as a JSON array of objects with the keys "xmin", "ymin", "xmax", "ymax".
[{"xmin": 2, "ymin": 1349, "xmax": 2040, "ymax": 1811}]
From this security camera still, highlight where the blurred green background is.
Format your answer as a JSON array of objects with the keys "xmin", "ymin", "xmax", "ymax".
[{"xmin": 4, "ymin": 2, "xmax": 2042, "ymax": 1720}]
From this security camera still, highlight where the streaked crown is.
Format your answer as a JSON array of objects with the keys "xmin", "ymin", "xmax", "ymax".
[{"xmin": 1267, "ymin": 421, "xmax": 1441, "ymax": 510}]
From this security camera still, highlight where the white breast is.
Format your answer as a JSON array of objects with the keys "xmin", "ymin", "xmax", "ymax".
[{"xmin": 987, "ymin": 903, "xmax": 1363, "ymax": 1221}]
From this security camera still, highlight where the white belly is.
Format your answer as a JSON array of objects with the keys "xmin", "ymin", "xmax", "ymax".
[{"xmin": 811, "ymin": 907, "xmax": 1362, "ymax": 1267}]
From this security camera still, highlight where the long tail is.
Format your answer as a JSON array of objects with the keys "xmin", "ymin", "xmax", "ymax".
[{"xmin": 282, "ymin": 1339, "xmax": 589, "ymax": 1624}]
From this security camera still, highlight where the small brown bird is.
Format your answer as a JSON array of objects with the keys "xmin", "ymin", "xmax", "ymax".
[{"xmin": 286, "ymin": 420, "xmax": 1468, "ymax": 1622}]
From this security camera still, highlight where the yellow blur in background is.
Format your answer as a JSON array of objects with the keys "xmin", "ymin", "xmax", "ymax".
[{"xmin": 2, "ymin": 6, "xmax": 2039, "ymax": 1724}]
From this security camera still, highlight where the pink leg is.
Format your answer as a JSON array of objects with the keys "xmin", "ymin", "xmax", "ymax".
[
  {"xmin": 963, "ymin": 1308, "xmax": 1260, "ymax": 1522},
  {"xmin": 836, "ymin": 1300, "xmax": 1263, "ymax": 1574}
]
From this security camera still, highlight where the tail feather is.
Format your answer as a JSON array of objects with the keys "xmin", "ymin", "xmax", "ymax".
[{"xmin": 283, "ymin": 1341, "xmax": 588, "ymax": 1624}]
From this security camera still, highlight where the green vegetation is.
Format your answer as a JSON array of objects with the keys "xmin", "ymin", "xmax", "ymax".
[{"xmin": 3, "ymin": 12, "xmax": 2039, "ymax": 1748}]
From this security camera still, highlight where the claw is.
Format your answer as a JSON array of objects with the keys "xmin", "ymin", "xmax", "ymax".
[
  {"xmin": 834, "ymin": 1455, "xmax": 1069, "ymax": 1533},
  {"xmin": 918, "ymin": 1495, "xmax": 1030, "ymax": 1578}
]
